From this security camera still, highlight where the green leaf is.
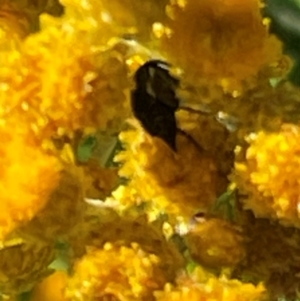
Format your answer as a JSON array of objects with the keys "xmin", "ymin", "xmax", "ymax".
[{"xmin": 211, "ymin": 188, "xmax": 237, "ymax": 221}]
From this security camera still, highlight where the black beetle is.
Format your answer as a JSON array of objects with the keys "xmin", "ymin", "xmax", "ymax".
[{"xmin": 131, "ymin": 60, "xmax": 180, "ymax": 151}]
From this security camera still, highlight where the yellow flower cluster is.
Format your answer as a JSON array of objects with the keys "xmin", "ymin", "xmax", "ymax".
[
  {"xmin": 2, "ymin": 0, "xmax": 300, "ymax": 300},
  {"xmin": 234, "ymin": 124, "xmax": 300, "ymax": 227},
  {"xmin": 0, "ymin": 0, "xmax": 133, "ymax": 244},
  {"xmin": 72, "ymin": 212, "xmax": 185, "ymax": 281},
  {"xmin": 31, "ymin": 260, "xmax": 268, "ymax": 301},
  {"xmin": 65, "ymin": 243, "xmax": 167, "ymax": 301},
  {"xmin": 158, "ymin": 0, "xmax": 285, "ymax": 92},
  {"xmin": 155, "ymin": 267, "xmax": 267, "ymax": 301},
  {"xmin": 0, "ymin": 0, "xmax": 133, "ymax": 147}
]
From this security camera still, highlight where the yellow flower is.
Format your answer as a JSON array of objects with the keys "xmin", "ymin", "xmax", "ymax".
[
  {"xmin": 65, "ymin": 243, "xmax": 168, "ymax": 301},
  {"xmin": 0, "ymin": 128, "xmax": 61, "ymax": 240},
  {"xmin": 233, "ymin": 124, "xmax": 300, "ymax": 227},
  {"xmin": 0, "ymin": 1, "xmax": 132, "ymax": 143},
  {"xmin": 115, "ymin": 125, "xmax": 220, "ymax": 220},
  {"xmin": 72, "ymin": 213, "xmax": 185, "ymax": 282},
  {"xmin": 0, "ymin": 17, "xmax": 94, "ymax": 140},
  {"xmin": 158, "ymin": 0, "xmax": 284, "ymax": 92},
  {"xmin": 155, "ymin": 267, "xmax": 267, "ymax": 301}
]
